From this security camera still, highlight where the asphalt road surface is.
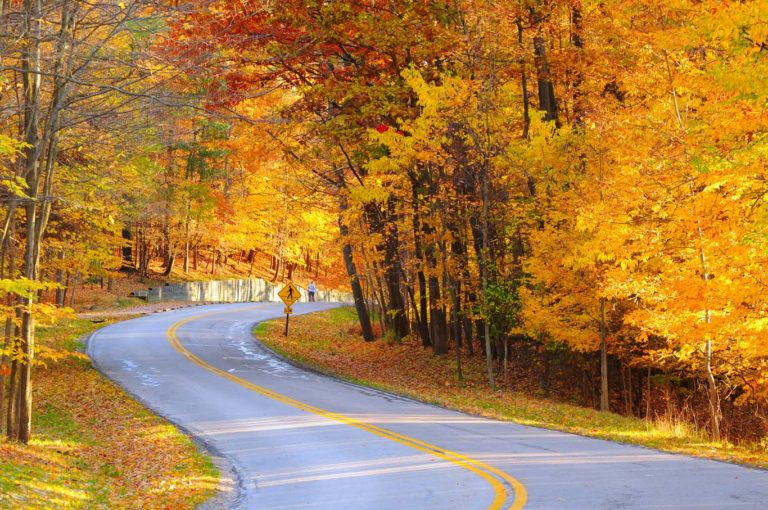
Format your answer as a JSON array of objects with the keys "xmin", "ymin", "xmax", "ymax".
[{"xmin": 87, "ymin": 302, "xmax": 768, "ymax": 509}]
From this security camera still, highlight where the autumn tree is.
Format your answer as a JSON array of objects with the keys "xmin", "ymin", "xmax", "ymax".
[
  {"xmin": 0, "ymin": 0, "xmax": 182, "ymax": 442},
  {"xmin": 7, "ymin": 0, "xmax": 757, "ymax": 444}
]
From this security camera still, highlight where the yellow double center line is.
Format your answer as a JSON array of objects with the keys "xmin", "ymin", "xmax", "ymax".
[{"xmin": 166, "ymin": 306, "xmax": 528, "ymax": 510}]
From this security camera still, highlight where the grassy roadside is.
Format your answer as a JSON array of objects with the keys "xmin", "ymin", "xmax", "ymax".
[
  {"xmin": 255, "ymin": 307, "xmax": 768, "ymax": 469},
  {"xmin": 0, "ymin": 317, "xmax": 219, "ymax": 509}
]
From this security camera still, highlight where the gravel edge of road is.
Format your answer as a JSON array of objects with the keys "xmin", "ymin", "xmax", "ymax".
[
  {"xmin": 77, "ymin": 301, "xmax": 211, "ymax": 320},
  {"xmin": 84, "ymin": 323, "xmax": 244, "ymax": 510}
]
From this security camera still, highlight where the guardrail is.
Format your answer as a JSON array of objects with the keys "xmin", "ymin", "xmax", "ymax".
[{"xmin": 132, "ymin": 278, "xmax": 353, "ymax": 305}]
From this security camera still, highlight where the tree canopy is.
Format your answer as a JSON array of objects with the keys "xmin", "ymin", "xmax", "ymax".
[{"xmin": 1, "ymin": 0, "xmax": 767, "ymax": 444}]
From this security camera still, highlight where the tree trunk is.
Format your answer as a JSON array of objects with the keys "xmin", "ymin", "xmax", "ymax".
[
  {"xmin": 384, "ymin": 223, "xmax": 409, "ymax": 340},
  {"xmin": 374, "ymin": 278, "xmax": 387, "ymax": 336},
  {"xmin": 0, "ymin": 232, "xmax": 17, "ymax": 434},
  {"xmin": 17, "ymin": 204, "xmax": 38, "ymax": 443},
  {"xmin": 480, "ymin": 160, "xmax": 495, "ymax": 390},
  {"xmin": 410, "ymin": 180, "xmax": 431, "ymax": 347},
  {"xmin": 121, "ymin": 228, "xmax": 134, "ymax": 271},
  {"xmin": 68, "ymin": 271, "xmax": 78, "ymax": 308},
  {"xmin": 447, "ymin": 270, "xmax": 463, "ymax": 382},
  {"xmin": 183, "ymin": 217, "xmax": 190, "ymax": 274},
  {"xmin": 463, "ymin": 315, "xmax": 474, "ymax": 356},
  {"xmin": 690, "ymin": 177, "xmax": 721, "ymax": 441},
  {"xmin": 162, "ymin": 218, "xmax": 174, "ymax": 277},
  {"xmin": 163, "ymin": 253, "xmax": 175, "ymax": 277},
  {"xmin": 7, "ymin": 0, "xmax": 92, "ymax": 442},
  {"xmin": 138, "ymin": 234, "xmax": 150, "ymax": 278},
  {"xmin": 705, "ymin": 337, "xmax": 721, "ymax": 441},
  {"xmin": 341, "ymin": 242, "xmax": 374, "ymax": 341},
  {"xmin": 361, "ymin": 245, "xmax": 388, "ymax": 335},
  {"xmin": 599, "ymin": 297, "xmax": 609, "ymax": 412},
  {"xmin": 624, "ymin": 363, "xmax": 633, "ymax": 416},
  {"xmin": 517, "ymin": 19, "xmax": 531, "ymax": 138},
  {"xmin": 428, "ymin": 276, "xmax": 448, "ymax": 355},
  {"xmin": 571, "ymin": 1, "xmax": 586, "ymax": 126},
  {"xmin": 447, "ymin": 202, "xmax": 472, "ymax": 356},
  {"xmin": 426, "ymin": 213, "xmax": 447, "ymax": 355},
  {"xmin": 0, "ymin": 306, "xmax": 13, "ymax": 436},
  {"xmin": 453, "ymin": 308, "xmax": 463, "ymax": 382},
  {"xmin": 0, "ymin": 319, "xmax": 9, "ymax": 433},
  {"xmin": 6, "ymin": 354, "xmax": 18, "ymax": 439},
  {"xmin": 646, "ymin": 363, "xmax": 652, "ymax": 420},
  {"xmin": 17, "ymin": 304, "xmax": 34, "ymax": 443},
  {"xmin": 14, "ymin": 0, "xmax": 44, "ymax": 443},
  {"xmin": 338, "ymin": 190, "xmax": 374, "ymax": 342},
  {"xmin": 541, "ymin": 345, "xmax": 551, "ymax": 396},
  {"xmin": 531, "ymin": 7, "xmax": 559, "ymax": 124}
]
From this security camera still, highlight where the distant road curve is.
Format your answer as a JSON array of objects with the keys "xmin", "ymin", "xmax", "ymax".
[{"xmin": 88, "ymin": 303, "xmax": 768, "ymax": 509}]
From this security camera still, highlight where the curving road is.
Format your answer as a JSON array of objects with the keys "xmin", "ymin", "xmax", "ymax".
[{"xmin": 88, "ymin": 303, "xmax": 768, "ymax": 509}]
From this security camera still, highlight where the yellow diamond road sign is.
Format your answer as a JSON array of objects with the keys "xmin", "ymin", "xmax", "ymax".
[{"xmin": 279, "ymin": 282, "xmax": 300, "ymax": 307}]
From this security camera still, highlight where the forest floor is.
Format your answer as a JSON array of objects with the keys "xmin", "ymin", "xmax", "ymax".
[
  {"xmin": 0, "ymin": 317, "xmax": 219, "ymax": 509},
  {"xmin": 256, "ymin": 307, "xmax": 768, "ymax": 470}
]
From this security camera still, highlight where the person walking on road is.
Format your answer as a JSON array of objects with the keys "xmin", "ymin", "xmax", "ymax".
[{"xmin": 308, "ymin": 280, "xmax": 316, "ymax": 302}]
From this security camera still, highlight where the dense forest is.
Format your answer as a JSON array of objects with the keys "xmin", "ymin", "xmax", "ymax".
[{"xmin": 1, "ymin": 0, "xmax": 767, "ymax": 446}]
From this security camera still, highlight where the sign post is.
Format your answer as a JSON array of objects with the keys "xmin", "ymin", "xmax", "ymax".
[
  {"xmin": 278, "ymin": 282, "xmax": 300, "ymax": 336},
  {"xmin": 283, "ymin": 306, "xmax": 292, "ymax": 335}
]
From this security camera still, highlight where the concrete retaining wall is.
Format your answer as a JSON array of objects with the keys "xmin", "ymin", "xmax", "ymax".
[{"xmin": 141, "ymin": 278, "xmax": 353, "ymax": 304}]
